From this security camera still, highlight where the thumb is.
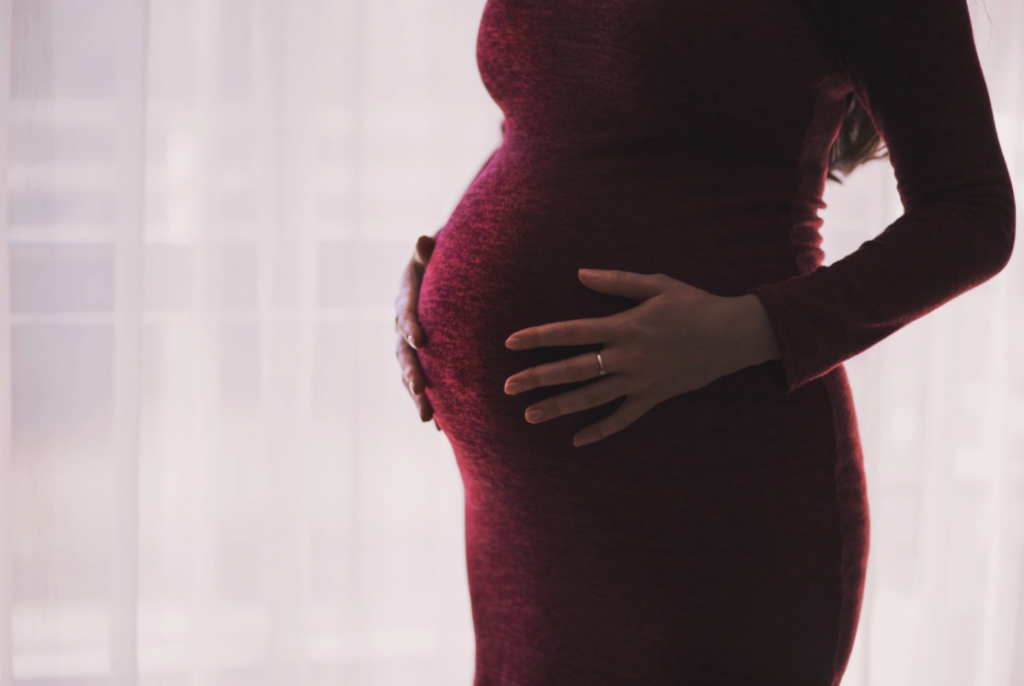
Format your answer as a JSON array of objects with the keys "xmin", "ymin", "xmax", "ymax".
[
  {"xmin": 578, "ymin": 269, "xmax": 665, "ymax": 301},
  {"xmin": 415, "ymin": 235, "xmax": 437, "ymax": 265}
]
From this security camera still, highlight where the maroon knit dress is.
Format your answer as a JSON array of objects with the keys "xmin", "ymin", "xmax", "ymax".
[{"xmin": 415, "ymin": 0, "xmax": 1016, "ymax": 683}]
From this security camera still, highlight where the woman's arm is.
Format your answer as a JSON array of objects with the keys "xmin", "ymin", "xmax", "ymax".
[{"xmin": 750, "ymin": 0, "xmax": 1015, "ymax": 394}]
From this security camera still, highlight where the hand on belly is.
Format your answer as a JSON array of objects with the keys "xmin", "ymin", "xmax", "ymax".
[{"xmin": 502, "ymin": 268, "xmax": 780, "ymax": 447}]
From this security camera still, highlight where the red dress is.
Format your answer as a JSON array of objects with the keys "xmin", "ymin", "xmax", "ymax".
[{"xmin": 416, "ymin": 0, "xmax": 1015, "ymax": 682}]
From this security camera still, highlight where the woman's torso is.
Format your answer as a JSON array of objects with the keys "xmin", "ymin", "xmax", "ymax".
[
  {"xmin": 414, "ymin": 2, "xmax": 869, "ymax": 681},
  {"xmin": 417, "ymin": 0, "xmax": 855, "ymax": 450}
]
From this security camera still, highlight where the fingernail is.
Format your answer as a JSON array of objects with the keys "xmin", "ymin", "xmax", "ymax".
[
  {"xmin": 409, "ymin": 380, "xmax": 417, "ymax": 395},
  {"xmin": 434, "ymin": 419, "xmax": 441, "ymax": 431},
  {"xmin": 573, "ymin": 434, "xmax": 594, "ymax": 447},
  {"xmin": 406, "ymin": 334, "xmax": 418, "ymax": 350},
  {"xmin": 579, "ymin": 268, "xmax": 602, "ymax": 279},
  {"xmin": 505, "ymin": 381, "xmax": 523, "ymax": 395},
  {"xmin": 505, "ymin": 336, "xmax": 522, "ymax": 349},
  {"xmin": 526, "ymin": 408, "xmax": 545, "ymax": 423}
]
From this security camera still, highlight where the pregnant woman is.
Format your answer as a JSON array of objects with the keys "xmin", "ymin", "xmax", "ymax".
[{"xmin": 394, "ymin": 0, "xmax": 1015, "ymax": 682}]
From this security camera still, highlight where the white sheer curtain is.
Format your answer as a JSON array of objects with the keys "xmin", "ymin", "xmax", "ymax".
[{"xmin": 0, "ymin": 0, "xmax": 1021, "ymax": 684}]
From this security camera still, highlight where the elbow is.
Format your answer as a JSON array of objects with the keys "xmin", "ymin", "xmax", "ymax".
[
  {"xmin": 988, "ymin": 182, "xmax": 1016, "ymax": 275},
  {"xmin": 959, "ymin": 179, "xmax": 1016, "ymax": 280},
  {"xmin": 995, "ymin": 219, "xmax": 1015, "ymax": 275}
]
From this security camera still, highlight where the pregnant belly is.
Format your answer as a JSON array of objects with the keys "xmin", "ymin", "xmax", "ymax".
[
  {"xmin": 415, "ymin": 156, "xmax": 795, "ymax": 467},
  {"xmin": 416, "ymin": 209, "xmax": 628, "ymax": 452}
]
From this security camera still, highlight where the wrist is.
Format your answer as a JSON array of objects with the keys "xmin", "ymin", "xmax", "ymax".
[{"xmin": 727, "ymin": 294, "xmax": 782, "ymax": 369}]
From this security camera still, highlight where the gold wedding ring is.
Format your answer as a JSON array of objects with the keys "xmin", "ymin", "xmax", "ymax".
[{"xmin": 595, "ymin": 351, "xmax": 606, "ymax": 377}]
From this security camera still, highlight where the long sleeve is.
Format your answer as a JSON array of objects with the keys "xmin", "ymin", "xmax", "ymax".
[{"xmin": 749, "ymin": 0, "xmax": 1016, "ymax": 394}]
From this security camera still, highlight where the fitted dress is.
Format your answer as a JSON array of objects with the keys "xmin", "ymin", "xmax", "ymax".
[{"xmin": 414, "ymin": 0, "xmax": 1016, "ymax": 683}]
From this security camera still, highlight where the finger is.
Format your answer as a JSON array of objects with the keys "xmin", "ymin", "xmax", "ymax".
[
  {"xmin": 398, "ymin": 363, "xmax": 435, "ymax": 422},
  {"xmin": 395, "ymin": 314, "xmax": 419, "ymax": 347},
  {"xmin": 416, "ymin": 393, "xmax": 435, "ymax": 423},
  {"xmin": 396, "ymin": 265, "xmax": 426, "ymax": 349},
  {"xmin": 505, "ymin": 316, "xmax": 614, "ymax": 350},
  {"xmin": 578, "ymin": 269, "xmax": 668, "ymax": 301},
  {"xmin": 505, "ymin": 347, "xmax": 617, "ymax": 394},
  {"xmin": 402, "ymin": 319, "xmax": 423, "ymax": 350},
  {"xmin": 522, "ymin": 374, "xmax": 630, "ymax": 424},
  {"xmin": 573, "ymin": 395, "xmax": 652, "ymax": 447},
  {"xmin": 396, "ymin": 331, "xmax": 427, "ymax": 395},
  {"xmin": 394, "ymin": 235, "xmax": 436, "ymax": 348},
  {"xmin": 415, "ymin": 235, "xmax": 436, "ymax": 265}
]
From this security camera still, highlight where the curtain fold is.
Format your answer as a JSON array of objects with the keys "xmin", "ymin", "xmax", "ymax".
[
  {"xmin": 0, "ymin": 0, "xmax": 1022, "ymax": 684},
  {"xmin": 1, "ymin": 1, "xmax": 13, "ymax": 685}
]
